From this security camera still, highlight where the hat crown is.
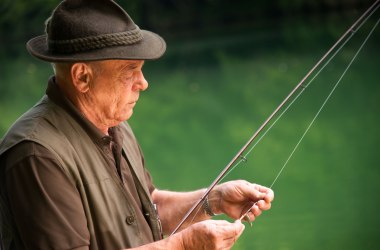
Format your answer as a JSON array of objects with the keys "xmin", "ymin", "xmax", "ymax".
[
  {"xmin": 26, "ymin": 0, "xmax": 166, "ymax": 62},
  {"xmin": 47, "ymin": 0, "xmax": 136, "ymax": 41}
]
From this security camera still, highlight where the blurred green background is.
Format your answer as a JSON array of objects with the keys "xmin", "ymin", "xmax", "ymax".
[{"xmin": 1, "ymin": 0, "xmax": 379, "ymax": 249}]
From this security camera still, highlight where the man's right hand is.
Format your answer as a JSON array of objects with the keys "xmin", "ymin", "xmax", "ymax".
[
  {"xmin": 179, "ymin": 219, "xmax": 245, "ymax": 250},
  {"xmin": 131, "ymin": 219, "xmax": 245, "ymax": 250}
]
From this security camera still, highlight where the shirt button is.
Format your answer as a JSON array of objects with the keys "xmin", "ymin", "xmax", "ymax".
[{"xmin": 126, "ymin": 215, "xmax": 135, "ymax": 225}]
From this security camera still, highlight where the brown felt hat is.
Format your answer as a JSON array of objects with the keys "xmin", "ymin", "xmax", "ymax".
[{"xmin": 26, "ymin": 0, "xmax": 166, "ymax": 62}]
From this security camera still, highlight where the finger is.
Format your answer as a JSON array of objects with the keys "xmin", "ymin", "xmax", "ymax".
[
  {"xmin": 263, "ymin": 188, "xmax": 275, "ymax": 203},
  {"xmin": 210, "ymin": 219, "xmax": 245, "ymax": 231},
  {"xmin": 250, "ymin": 204, "xmax": 262, "ymax": 217},
  {"xmin": 220, "ymin": 238, "xmax": 235, "ymax": 250},
  {"xmin": 242, "ymin": 205, "xmax": 261, "ymax": 223},
  {"xmin": 254, "ymin": 185, "xmax": 274, "ymax": 202},
  {"xmin": 191, "ymin": 220, "xmax": 244, "ymax": 250},
  {"xmin": 234, "ymin": 220, "xmax": 245, "ymax": 235},
  {"xmin": 220, "ymin": 235, "xmax": 241, "ymax": 250},
  {"xmin": 239, "ymin": 182, "xmax": 267, "ymax": 201},
  {"xmin": 223, "ymin": 220, "xmax": 245, "ymax": 240},
  {"xmin": 230, "ymin": 220, "xmax": 245, "ymax": 237},
  {"xmin": 212, "ymin": 220, "xmax": 245, "ymax": 250},
  {"xmin": 257, "ymin": 199, "xmax": 271, "ymax": 211},
  {"xmin": 243, "ymin": 212, "xmax": 255, "ymax": 226}
]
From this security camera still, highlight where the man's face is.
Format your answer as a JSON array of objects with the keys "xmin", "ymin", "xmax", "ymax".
[{"xmin": 87, "ymin": 59, "xmax": 147, "ymax": 126}]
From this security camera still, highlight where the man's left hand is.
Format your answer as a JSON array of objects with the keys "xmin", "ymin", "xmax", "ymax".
[{"xmin": 209, "ymin": 180, "xmax": 274, "ymax": 223}]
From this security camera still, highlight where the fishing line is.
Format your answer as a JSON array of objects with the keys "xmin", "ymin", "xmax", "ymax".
[
  {"xmin": 269, "ymin": 14, "xmax": 380, "ymax": 190},
  {"xmin": 221, "ymin": 2, "xmax": 380, "ymax": 183},
  {"xmin": 239, "ymin": 9, "xmax": 380, "ymax": 221},
  {"xmin": 171, "ymin": 0, "xmax": 379, "ymax": 235}
]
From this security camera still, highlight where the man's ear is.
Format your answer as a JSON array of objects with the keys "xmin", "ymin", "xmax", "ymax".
[{"xmin": 71, "ymin": 63, "xmax": 93, "ymax": 93}]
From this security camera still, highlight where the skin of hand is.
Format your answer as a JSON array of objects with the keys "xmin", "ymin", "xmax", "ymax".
[
  {"xmin": 179, "ymin": 219, "xmax": 245, "ymax": 250},
  {"xmin": 143, "ymin": 180, "xmax": 272, "ymax": 250},
  {"xmin": 130, "ymin": 220, "xmax": 244, "ymax": 250},
  {"xmin": 210, "ymin": 180, "xmax": 274, "ymax": 223}
]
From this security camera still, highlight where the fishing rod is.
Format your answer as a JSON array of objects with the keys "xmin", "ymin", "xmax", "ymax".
[{"xmin": 170, "ymin": 0, "xmax": 380, "ymax": 235}]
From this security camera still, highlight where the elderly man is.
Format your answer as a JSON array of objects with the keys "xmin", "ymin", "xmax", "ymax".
[{"xmin": 0, "ymin": 0, "xmax": 274, "ymax": 249}]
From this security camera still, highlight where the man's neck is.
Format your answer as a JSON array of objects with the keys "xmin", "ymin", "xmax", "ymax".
[{"xmin": 55, "ymin": 77, "xmax": 111, "ymax": 135}]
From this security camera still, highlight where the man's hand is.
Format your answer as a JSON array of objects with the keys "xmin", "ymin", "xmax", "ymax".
[
  {"xmin": 210, "ymin": 180, "xmax": 274, "ymax": 223},
  {"xmin": 137, "ymin": 181, "xmax": 273, "ymax": 250},
  {"xmin": 180, "ymin": 220, "xmax": 245, "ymax": 250},
  {"xmin": 131, "ymin": 219, "xmax": 244, "ymax": 250}
]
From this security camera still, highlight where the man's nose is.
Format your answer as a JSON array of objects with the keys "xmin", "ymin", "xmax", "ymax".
[{"xmin": 134, "ymin": 70, "xmax": 148, "ymax": 91}]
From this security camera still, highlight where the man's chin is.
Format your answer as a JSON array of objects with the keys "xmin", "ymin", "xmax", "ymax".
[{"xmin": 122, "ymin": 110, "xmax": 134, "ymax": 122}]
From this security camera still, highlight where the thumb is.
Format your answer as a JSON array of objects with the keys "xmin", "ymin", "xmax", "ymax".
[{"xmin": 234, "ymin": 220, "xmax": 245, "ymax": 236}]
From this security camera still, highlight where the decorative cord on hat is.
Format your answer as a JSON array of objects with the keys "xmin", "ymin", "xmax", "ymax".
[{"xmin": 48, "ymin": 26, "xmax": 143, "ymax": 54}]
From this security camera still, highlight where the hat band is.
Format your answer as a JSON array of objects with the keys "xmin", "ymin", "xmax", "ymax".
[{"xmin": 48, "ymin": 26, "xmax": 143, "ymax": 54}]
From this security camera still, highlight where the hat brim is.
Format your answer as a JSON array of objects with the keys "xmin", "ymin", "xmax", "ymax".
[{"xmin": 26, "ymin": 30, "xmax": 166, "ymax": 62}]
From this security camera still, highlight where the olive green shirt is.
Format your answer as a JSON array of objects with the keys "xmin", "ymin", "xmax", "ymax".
[{"xmin": 0, "ymin": 77, "xmax": 159, "ymax": 249}]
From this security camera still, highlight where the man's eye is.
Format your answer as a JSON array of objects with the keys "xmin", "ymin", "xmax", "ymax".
[{"xmin": 122, "ymin": 73, "xmax": 133, "ymax": 79}]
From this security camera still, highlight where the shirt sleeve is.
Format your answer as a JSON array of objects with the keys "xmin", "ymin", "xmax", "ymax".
[{"xmin": 3, "ymin": 141, "xmax": 90, "ymax": 249}]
